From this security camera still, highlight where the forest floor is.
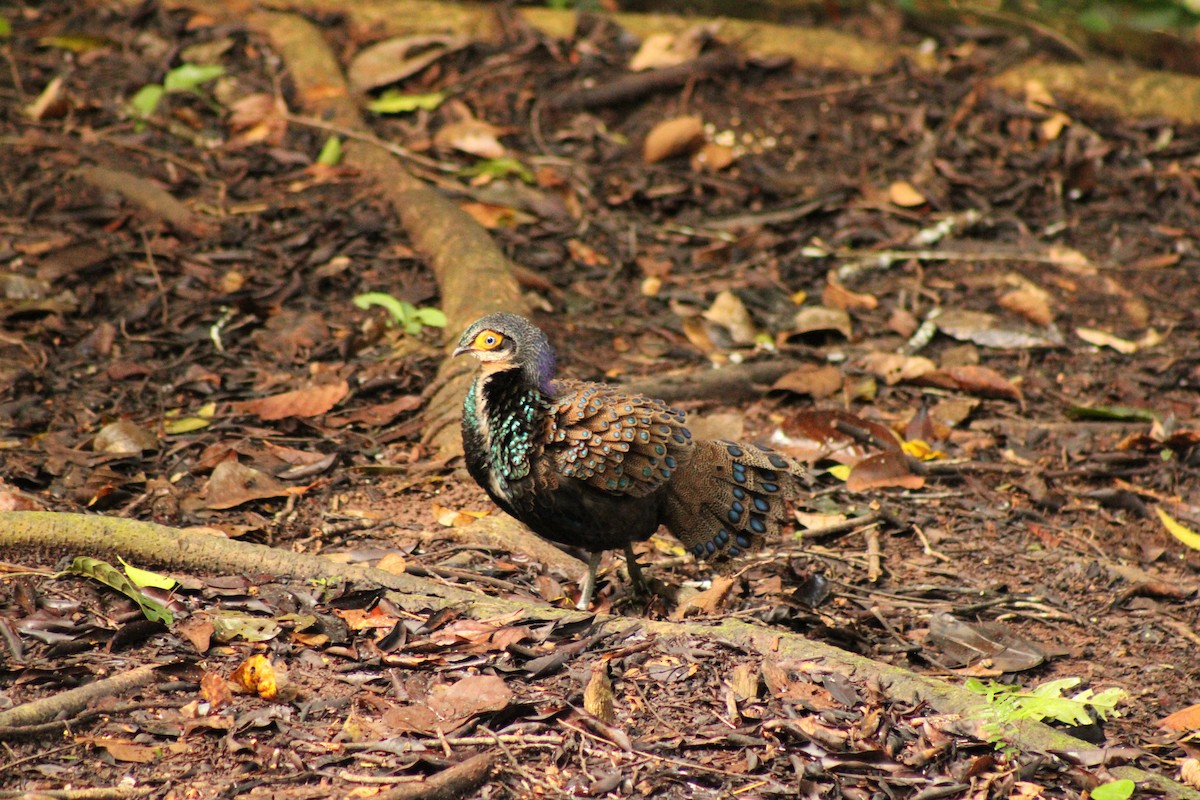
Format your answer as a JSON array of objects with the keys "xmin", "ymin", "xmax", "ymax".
[{"xmin": 1, "ymin": 1, "xmax": 1199, "ymax": 798}]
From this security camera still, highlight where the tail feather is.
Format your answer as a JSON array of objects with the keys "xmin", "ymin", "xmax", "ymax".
[{"xmin": 664, "ymin": 440, "xmax": 806, "ymax": 568}]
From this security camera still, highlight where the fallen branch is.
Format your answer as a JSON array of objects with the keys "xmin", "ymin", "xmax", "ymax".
[
  {"xmin": 549, "ymin": 49, "xmax": 743, "ymax": 110},
  {"xmin": 0, "ymin": 663, "xmax": 160, "ymax": 733},
  {"xmin": 376, "ymin": 751, "xmax": 495, "ymax": 800}
]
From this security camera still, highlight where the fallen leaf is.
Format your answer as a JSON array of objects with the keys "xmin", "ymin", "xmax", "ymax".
[
  {"xmin": 204, "ymin": 459, "xmax": 292, "ymax": 509},
  {"xmin": 792, "ymin": 305, "xmax": 852, "ymax": 338},
  {"xmin": 703, "ymin": 290, "xmax": 757, "ymax": 345},
  {"xmin": 936, "ymin": 308, "xmax": 1062, "ymax": 349},
  {"xmin": 917, "ymin": 365, "xmax": 1022, "ymax": 402},
  {"xmin": 691, "ymin": 142, "xmax": 735, "ymax": 172},
  {"xmin": 230, "ymin": 380, "xmax": 349, "ymax": 420},
  {"xmin": 888, "ymin": 180, "xmax": 926, "ymax": 207},
  {"xmin": 435, "ymin": 118, "xmax": 505, "ymax": 159},
  {"xmin": 845, "ymin": 452, "xmax": 925, "ymax": 492},
  {"xmin": 822, "ymin": 272, "xmax": 878, "ymax": 311},
  {"xmin": 93, "ymin": 420, "xmax": 158, "ymax": 454},
  {"xmin": 859, "ymin": 352, "xmax": 936, "ymax": 385},
  {"xmin": 1076, "ymin": 327, "xmax": 1138, "ymax": 354},
  {"xmin": 774, "ymin": 409, "xmax": 900, "ymax": 466},
  {"xmin": 628, "ymin": 23, "xmax": 714, "ymax": 71},
  {"xmin": 643, "ymin": 115, "xmax": 704, "ymax": 164},
  {"xmin": 998, "ymin": 282, "xmax": 1054, "ymax": 326},
  {"xmin": 928, "ymin": 612, "xmax": 1046, "ymax": 672},
  {"xmin": 384, "ymin": 675, "xmax": 512, "ymax": 734},
  {"xmin": 770, "ymin": 364, "xmax": 842, "ymax": 399},
  {"xmin": 1159, "ymin": 702, "xmax": 1200, "ymax": 732},
  {"xmin": 348, "ymin": 34, "xmax": 467, "ymax": 91},
  {"xmin": 1156, "ymin": 506, "xmax": 1200, "ymax": 552},
  {"xmin": 433, "ymin": 502, "xmax": 489, "ymax": 527}
]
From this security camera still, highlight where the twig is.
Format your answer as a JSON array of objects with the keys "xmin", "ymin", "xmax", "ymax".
[
  {"xmin": 863, "ymin": 525, "xmax": 883, "ymax": 583},
  {"xmin": 549, "ymin": 49, "xmax": 741, "ymax": 110},
  {"xmin": 283, "ymin": 112, "xmax": 459, "ymax": 173}
]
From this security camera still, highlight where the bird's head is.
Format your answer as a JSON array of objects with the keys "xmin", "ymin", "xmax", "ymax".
[{"xmin": 453, "ymin": 312, "xmax": 556, "ymax": 390}]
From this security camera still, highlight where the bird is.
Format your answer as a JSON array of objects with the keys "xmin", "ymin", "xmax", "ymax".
[{"xmin": 453, "ymin": 312, "xmax": 807, "ymax": 609}]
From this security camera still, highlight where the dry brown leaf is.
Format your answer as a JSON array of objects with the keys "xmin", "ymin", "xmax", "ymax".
[
  {"xmin": 1182, "ymin": 758, "xmax": 1200, "ymax": 790},
  {"xmin": 628, "ymin": 23, "xmax": 715, "ymax": 71},
  {"xmin": 771, "ymin": 364, "xmax": 842, "ymax": 400},
  {"xmin": 376, "ymin": 553, "xmax": 408, "ymax": 575},
  {"xmin": 384, "ymin": 675, "xmax": 513, "ymax": 734},
  {"xmin": 204, "ymin": 460, "xmax": 292, "ymax": 509},
  {"xmin": 432, "ymin": 501, "xmax": 489, "ymax": 527},
  {"xmin": 1075, "ymin": 327, "xmax": 1140, "ymax": 354},
  {"xmin": 583, "ymin": 665, "xmax": 616, "ymax": 723},
  {"xmin": 1160, "ymin": 702, "xmax": 1200, "ymax": 732},
  {"xmin": 435, "ymin": 118, "xmax": 506, "ymax": 159},
  {"xmin": 703, "ymin": 290, "xmax": 757, "ymax": 345},
  {"xmin": 888, "ymin": 180, "xmax": 926, "ymax": 207},
  {"xmin": 918, "ymin": 366, "xmax": 1022, "ymax": 402},
  {"xmin": 178, "ymin": 616, "xmax": 215, "ymax": 654},
  {"xmin": 998, "ymin": 283, "xmax": 1054, "ymax": 326},
  {"xmin": 200, "ymin": 671, "xmax": 233, "ymax": 709},
  {"xmin": 230, "ymin": 380, "xmax": 348, "ymax": 421},
  {"xmin": 859, "ymin": 352, "xmax": 936, "ymax": 385},
  {"xmin": 792, "ymin": 306, "xmax": 852, "ymax": 338},
  {"xmin": 227, "ymin": 93, "xmax": 288, "ymax": 147},
  {"xmin": 348, "ymin": 34, "xmax": 467, "ymax": 91},
  {"xmin": 775, "ymin": 408, "xmax": 900, "ymax": 466},
  {"xmin": 822, "ymin": 272, "xmax": 878, "ymax": 311},
  {"xmin": 93, "ymin": 419, "xmax": 158, "ymax": 454},
  {"xmin": 691, "ymin": 142, "xmax": 735, "ymax": 172},
  {"xmin": 459, "ymin": 201, "xmax": 535, "ymax": 229},
  {"xmin": 643, "ymin": 115, "xmax": 704, "ymax": 164},
  {"xmin": 846, "ymin": 451, "xmax": 925, "ymax": 492}
]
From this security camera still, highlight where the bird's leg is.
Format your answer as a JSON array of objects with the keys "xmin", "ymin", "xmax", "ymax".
[
  {"xmin": 577, "ymin": 551, "xmax": 603, "ymax": 610},
  {"xmin": 623, "ymin": 544, "xmax": 649, "ymax": 595}
]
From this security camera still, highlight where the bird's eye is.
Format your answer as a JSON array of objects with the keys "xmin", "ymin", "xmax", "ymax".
[{"xmin": 473, "ymin": 331, "xmax": 505, "ymax": 350}]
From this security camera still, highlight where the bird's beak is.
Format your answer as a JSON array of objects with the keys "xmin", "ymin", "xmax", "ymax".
[{"xmin": 452, "ymin": 344, "xmax": 470, "ymax": 358}]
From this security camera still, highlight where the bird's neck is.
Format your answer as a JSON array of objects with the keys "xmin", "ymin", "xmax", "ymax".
[{"xmin": 466, "ymin": 368, "xmax": 551, "ymax": 485}]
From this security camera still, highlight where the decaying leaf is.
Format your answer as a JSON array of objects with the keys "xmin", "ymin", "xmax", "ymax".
[
  {"xmin": 859, "ymin": 352, "xmax": 936, "ymax": 385},
  {"xmin": 998, "ymin": 278, "xmax": 1054, "ymax": 326},
  {"xmin": 1075, "ymin": 327, "xmax": 1139, "ymax": 354},
  {"xmin": 229, "ymin": 380, "xmax": 349, "ymax": 421},
  {"xmin": 792, "ymin": 305, "xmax": 852, "ymax": 338},
  {"xmin": 204, "ymin": 459, "xmax": 293, "ymax": 509},
  {"xmin": 917, "ymin": 365, "xmax": 1022, "ymax": 402},
  {"xmin": 822, "ymin": 272, "xmax": 878, "ymax": 311},
  {"xmin": 383, "ymin": 675, "xmax": 513, "ymax": 734},
  {"xmin": 928, "ymin": 612, "xmax": 1046, "ymax": 673},
  {"xmin": 773, "ymin": 408, "xmax": 900, "ymax": 466},
  {"xmin": 703, "ymin": 290, "xmax": 757, "ymax": 345},
  {"xmin": 936, "ymin": 308, "xmax": 1062, "ymax": 349},
  {"xmin": 643, "ymin": 115, "xmax": 704, "ymax": 164},
  {"xmin": 584, "ymin": 664, "xmax": 616, "ymax": 723},
  {"xmin": 771, "ymin": 364, "xmax": 842, "ymax": 399},
  {"xmin": 94, "ymin": 419, "xmax": 158, "ymax": 454},
  {"xmin": 845, "ymin": 451, "xmax": 924, "ymax": 492},
  {"xmin": 348, "ymin": 34, "xmax": 468, "ymax": 92},
  {"xmin": 435, "ymin": 118, "xmax": 506, "ymax": 159},
  {"xmin": 1159, "ymin": 702, "xmax": 1200, "ymax": 732},
  {"xmin": 888, "ymin": 180, "xmax": 926, "ymax": 207},
  {"xmin": 628, "ymin": 23, "xmax": 716, "ymax": 71}
]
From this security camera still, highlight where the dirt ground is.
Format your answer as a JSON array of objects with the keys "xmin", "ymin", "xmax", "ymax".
[{"xmin": 1, "ymin": 1, "xmax": 1199, "ymax": 798}]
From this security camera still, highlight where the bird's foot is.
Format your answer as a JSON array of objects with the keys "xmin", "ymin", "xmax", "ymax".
[{"xmin": 576, "ymin": 551, "xmax": 603, "ymax": 610}]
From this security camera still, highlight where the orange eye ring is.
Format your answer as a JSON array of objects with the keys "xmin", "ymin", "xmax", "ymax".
[{"xmin": 472, "ymin": 330, "xmax": 504, "ymax": 351}]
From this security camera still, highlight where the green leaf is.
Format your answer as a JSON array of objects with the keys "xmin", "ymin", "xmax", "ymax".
[
  {"xmin": 1091, "ymin": 779, "xmax": 1136, "ymax": 800},
  {"xmin": 1065, "ymin": 404, "xmax": 1157, "ymax": 422},
  {"xmin": 354, "ymin": 292, "xmax": 412, "ymax": 324},
  {"xmin": 118, "ymin": 556, "xmax": 177, "ymax": 591},
  {"xmin": 316, "ymin": 135, "xmax": 342, "ymax": 166},
  {"xmin": 458, "ymin": 157, "xmax": 535, "ymax": 184},
  {"xmin": 39, "ymin": 34, "xmax": 113, "ymax": 53},
  {"xmin": 129, "ymin": 84, "xmax": 165, "ymax": 119},
  {"xmin": 413, "ymin": 307, "xmax": 447, "ymax": 328},
  {"xmin": 366, "ymin": 90, "xmax": 445, "ymax": 115},
  {"xmin": 163, "ymin": 63, "xmax": 225, "ymax": 93},
  {"xmin": 0, "ymin": 16, "xmax": 11, "ymax": 37},
  {"xmin": 63, "ymin": 556, "xmax": 173, "ymax": 625}
]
